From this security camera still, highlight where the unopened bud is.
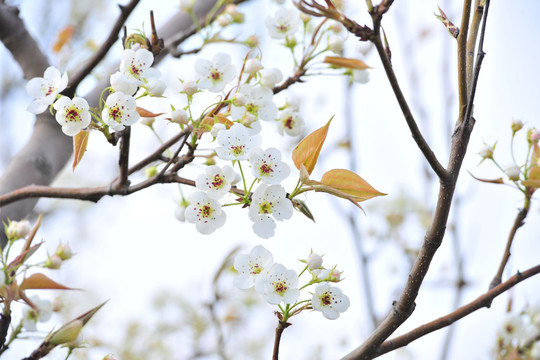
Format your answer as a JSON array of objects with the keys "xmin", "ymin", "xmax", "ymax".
[
  {"xmin": 528, "ymin": 128, "xmax": 540, "ymax": 144},
  {"xmin": 504, "ymin": 164, "xmax": 521, "ymax": 181},
  {"xmin": 244, "ymin": 58, "xmax": 263, "ymax": 75},
  {"xmin": 182, "ymin": 80, "xmax": 198, "ymax": 96},
  {"xmin": 511, "ymin": 119, "xmax": 524, "ymax": 134},
  {"xmin": 245, "ymin": 35, "xmax": 260, "ymax": 48},
  {"xmin": 5, "ymin": 219, "xmax": 31, "ymax": 241},
  {"xmin": 307, "ymin": 253, "xmax": 323, "ymax": 270},
  {"xmin": 49, "ymin": 320, "xmax": 83, "ymax": 345},
  {"xmin": 55, "ymin": 243, "xmax": 73, "ymax": 260},
  {"xmin": 478, "ymin": 143, "xmax": 495, "ymax": 160},
  {"xmin": 171, "ymin": 109, "xmax": 189, "ymax": 125},
  {"xmin": 329, "ymin": 269, "xmax": 342, "ymax": 282},
  {"xmin": 145, "ymin": 166, "xmax": 158, "ymax": 178},
  {"xmin": 45, "ymin": 254, "xmax": 63, "ymax": 269}
]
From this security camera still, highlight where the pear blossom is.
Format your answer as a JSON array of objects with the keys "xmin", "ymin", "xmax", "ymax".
[
  {"xmin": 233, "ymin": 245, "xmax": 274, "ymax": 290},
  {"xmin": 5, "ymin": 219, "xmax": 31, "ymax": 241},
  {"xmin": 504, "ymin": 164, "xmax": 521, "ymax": 181},
  {"xmin": 211, "ymin": 123, "xmax": 226, "ymax": 138},
  {"xmin": 244, "ymin": 58, "xmax": 263, "ymax": 74},
  {"xmin": 182, "ymin": 80, "xmax": 198, "ymax": 95},
  {"xmin": 53, "ymin": 96, "xmax": 91, "ymax": 136},
  {"xmin": 144, "ymin": 76, "xmax": 166, "ymax": 96},
  {"xmin": 260, "ymin": 68, "xmax": 283, "ymax": 88},
  {"xmin": 277, "ymin": 108, "xmax": 304, "ymax": 136},
  {"xmin": 306, "ymin": 253, "xmax": 323, "ymax": 270},
  {"xmin": 26, "ymin": 66, "xmax": 68, "ymax": 114},
  {"xmin": 196, "ymin": 165, "xmax": 236, "ymax": 199},
  {"xmin": 249, "ymin": 148, "xmax": 290, "ymax": 184},
  {"xmin": 195, "ymin": 53, "xmax": 236, "ymax": 92},
  {"xmin": 110, "ymin": 71, "xmax": 138, "ymax": 95},
  {"xmin": 311, "ymin": 283, "xmax": 350, "ymax": 320},
  {"xmin": 478, "ymin": 142, "xmax": 495, "ymax": 160},
  {"xmin": 249, "ymin": 184, "xmax": 293, "ymax": 238},
  {"xmin": 119, "ymin": 48, "xmax": 155, "ymax": 85},
  {"xmin": 257, "ymin": 263, "xmax": 300, "ymax": 305},
  {"xmin": 215, "ymin": 123, "xmax": 261, "ymax": 160},
  {"xmin": 231, "ymin": 84, "xmax": 278, "ymax": 122},
  {"xmin": 170, "ymin": 108, "xmax": 189, "ymax": 125},
  {"xmin": 265, "ymin": 8, "xmax": 300, "ymax": 39},
  {"xmin": 22, "ymin": 295, "xmax": 53, "ymax": 331},
  {"xmin": 185, "ymin": 192, "xmax": 226, "ymax": 234},
  {"xmin": 102, "ymin": 92, "xmax": 140, "ymax": 131},
  {"xmin": 352, "ymin": 69, "xmax": 370, "ymax": 84}
]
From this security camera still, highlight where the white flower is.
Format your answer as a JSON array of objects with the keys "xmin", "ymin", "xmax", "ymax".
[
  {"xmin": 258, "ymin": 263, "xmax": 300, "ymax": 305},
  {"xmin": 110, "ymin": 71, "xmax": 138, "ymax": 95},
  {"xmin": 265, "ymin": 8, "xmax": 300, "ymax": 39},
  {"xmin": 478, "ymin": 143, "xmax": 494, "ymax": 160},
  {"xmin": 145, "ymin": 76, "xmax": 166, "ymax": 96},
  {"xmin": 53, "ymin": 96, "xmax": 91, "ymax": 136},
  {"xmin": 233, "ymin": 245, "xmax": 274, "ymax": 290},
  {"xmin": 231, "ymin": 84, "xmax": 277, "ymax": 122},
  {"xmin": 174, "ymin": 203, "xmax": 187, "ymax": 222},
  {"xmin": 312, "ymin": 283, "xmax": 350, "ymax": 320},
  {"xmin": 352, "ymin": 69, "xmax": 370, "ymax": 84},
  {"xmin": 328, "ymin": 35, "xmax": 345, "ymax": 53},
  {"xmin": 215, "ymin": 123, "xmax": 261, "ymax": 160},
  {"xmin": 249, "ymin": 184, "xmax": 293, "ymax": 239},
  {"xmin": 26, "ymin": 66, "xmax": 68, "ymax": 114},
  {"xmin": 260, "ymin": 68, "xmax": 283, "ymax": 88},
  {"xmin": 277, "ymin": 108, "xmax": 304, "ymax": 136},
  {"xmin": 120, "ymin": 48, "xmax": 155, "ymax": 85},
  {"xmin": 171, "ymin": 109, "xmax": 189, "ymax": 125},
  {"xmin": 531, "ymin": 341, "xmax": 540, "ymax": 360},
  {"xmin": 182, "ymin": 80, "xmax": 198, "ymax": 95},
  {"xmin": 22, "ymin": 295, "xmax": 53, "ymax": 331},
  {"xmin": 102, "ymin": 92, "xmax": 140, "ymax": 131},
  {"xmin": 196, "ymin": 165, "xmax": 236, "ymax": 199},
  {"xmin": 249, "ymin": 148, "xmax": 290, "ymax": 184},
  {"xmin": 306, "ymin": 253, "xmax": 323, "ymax": 270},
  {"xmin": 185, "ymin": 192, "xmax": 226, "ymax": 234},
  {"xmin": 211, "ymin": 123, "xmax": 226, "ymax": 138},
  {"xmin": 195, "ymin": 53, "xmax": 236, "ymax": 92},
  {"xmin": 498, "ymin": 314, "xmax": 526, "ymax": 345},
  {"xmin": 504, "ymin": 164, "xmax": 521, "ymax": 181},
  {"xmin": 6, "ymin": 219, "xmax": 31, "ymax": 240}
]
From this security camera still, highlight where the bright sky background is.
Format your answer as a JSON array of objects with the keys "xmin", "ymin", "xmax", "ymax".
[{"xmin": 1, "ymin": 0, "xmax": 540, "ymax": 359}]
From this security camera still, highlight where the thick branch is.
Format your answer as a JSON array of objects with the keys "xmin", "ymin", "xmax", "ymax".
[{"xmin": 376, "ymin": 265, "xmax": 540, "ymax": 357}]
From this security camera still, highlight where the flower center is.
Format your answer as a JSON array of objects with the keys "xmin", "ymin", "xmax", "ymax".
[
  {"xmin": 199, "ymin": 204, "xmax": 213, "ymax": 219},
  {"xmin": 259, "ymin": 201, "xmax": 273, "ymax": 214},
  {"xmin": 211, "ymin": 174, "xmax": 225, "ymax": 189},
  {"xmin": 320, "ymin": 292, "xmax": 332, "ymax": 306},
  {"xmin": 65, "ymin": 107, "xmax": 81, "ymax": 122},
  {"xmin": 260, "ymin": 163, "xmax": 274, "ymax": 175},
  {"xmin": 230, "ymin": 144, "xmax": 246, "ymax": 156},
  {"xmin": 250, "ymin": 263, "xmax": 262, "ymax": 275},
  {"xmin": 284, "ymin": 116, "xmax": 294, "ymax": 129},
  {"xmin": 273, "ymin": 281, "xmax": 287, "ymax": 295},
  {"xmin": 109, "ymin": 106, "xmax": 124, "ymax": 122},
  {"xmin": 245, "ymin": 102, "xmax": 259, "ymax": 115},
  {"xmin": 210, "ymin": 69, "xmax": 222, "ymax": 81}
]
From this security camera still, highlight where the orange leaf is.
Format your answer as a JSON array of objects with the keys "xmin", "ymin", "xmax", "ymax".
[
  {"xmin": 522, "ymin": 166, "xmax": 540, "ymax": 188},
  {"xmin": 20, "ymin": 273, "xmax": 75, "ymax": 291},
  {"xmin": 73, "ymin": 130, "xmax": 89, "ymax": 171},
  {"xmin": 136, "ymin": 107, "xmax": 165, "ymax": 118},
  {"xmin": 320, "ymin": 169, "xmax": 386, "ymax": 202},
  {"xmin": 53, "ymin": 25, "xmax": 75, "ymax": 53},
  {"xmin": 324, "ymin": 56, "xmax": 371, "ymax": 70},
  {"xmin": 292, "ymin": 117, "xmax": 333, "ymax": 175},
  {"xmin": 7, "ymin": 242, "xmax": 42, "ymax": 273}
]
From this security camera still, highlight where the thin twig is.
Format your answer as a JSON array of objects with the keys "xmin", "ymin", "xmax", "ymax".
[
  {"xmin": 272, "ymin": 320, "xmax": 291, "ymax": 360},
  {"xmin": 456, "ymin": 0, "xmax": 472, "ymax": 123},
  {"xmin": 115, "ymin": 127, "xmax": 131, "ymax": 191},
  {"xmin": 465, "ymin": 0, "xmax": 484, "ymax": 94},
  {"xmin": 66, "ymin": 0, "xmax": 141, "ymax": 96},
  {"xmin": 489, "ymin": 199, "xmax": 530, "ymax": 289},
  {"xmin": 375, "ymin": 264, "xmax": 540, "ymax": 357}
]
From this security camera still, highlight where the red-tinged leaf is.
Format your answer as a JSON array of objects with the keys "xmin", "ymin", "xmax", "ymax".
[
  {"xmin": 136, "ymin": 107, "xmax": 165, "ymax": 118},
  {"xmin": 292, "ymin": 117, "xmax": 333, "ymax": 175},
  {"xmin": 7, "ymin": 242, "xmax": 43, "ymax": 273},
  {"xmin": 72, "ymin": 130, "xmax": 89, "ymax": 171},
  {"xmin": 323, "ymin": 56, "xmax": 371, "ymax": 70},
  {"xmin": 320, "ymin": 169, "xmax": 386, "ymax": 202},
  {"xmin": 435, "ymin": 6, "xmax": 460, "ymax": 39},
  {"xmin": 469, "ymin": 171, "xmax": 505, "ymax": 184},
  {"xmin": 53, "ymin": 25, "xmax": 75, "ymax": 53},
  {"xmin": 20, "ymin": 273, "xmax": 75, "ymax": 291}
]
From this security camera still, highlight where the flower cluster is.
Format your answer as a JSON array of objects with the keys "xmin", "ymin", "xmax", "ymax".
[
  {"xmin": 496, "ymin": 306, "xmax": 540, "ymax": 359},
  {"xmin": 233, "ymin": 246, "xmax": 349, "ymax": 321}
]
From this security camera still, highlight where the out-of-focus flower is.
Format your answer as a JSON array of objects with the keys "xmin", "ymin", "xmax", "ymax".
[
  {"xmin": 277, "ymin": 108, "xmax": 304, "ymax": 136},
  {"xmin": 26, "ymin": 66, "xmax": 68, "ymax": 114},
  {"xmin": 233, "ymin": 245, "xmax": 274, "ymax": 289},
  {"xmin": 5, "ymin": 219, "xmax": 31, "ymax": 241},
  {"xmin": 478, "ymin": 142, "xmax": 495, "ymax": 161},
  {"xmin": 182, "ymin": 80, "xmax": 198, "ymax": 96},
  {"xmin": 195, "ymin": 53, "xmax": 236, "ymax": 92},
  {"xmin": 244, "ymin": 58, "xmax": 263, "ymax": 75},
  {"xmin": 328, "ymin": 35, "xmax": 345, "ymax": 53},
  {"xmin": 511, "ymin": 119, "xmax": 524, "ymax": 134},
  {"xmin": 53, "ymin": 96, "xmax": 91, "ymax": 136},
  {"xmin": 110, "ymin": 71, "xmax": 138, "ymax": 95},
  {"xmin": 170, "ymin": 109, "xmax": 189, "ymax": 125},
  {"xmin": 352, "ymin": 69, "xmax": 370, "ymax": 84},
  {"xmin": 504, "ymin": 164, "xmax": 521, "ymax": 181},
  {"xmin": 311, "ymin": 283, "xmax": 350, "ymax": 319},
  {"xmin": 260, "ymin": 68, "xmax": 283, "ymax": 88},
  {"xmin": 22, "ymin": 295, "xmax": 53, "ymax": 331},
  {"xmin": 265, "ymin": 8, "xmax": 300, "ymax": 39},
  {"xmin": 249, "ymin": 148, "xmax": 290, "ymax": 184},
  {"xmin": 185, "ymin": 192, "xmax": 226, "ymax": 234}
]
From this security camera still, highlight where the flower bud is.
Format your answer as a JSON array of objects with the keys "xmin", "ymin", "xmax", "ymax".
[
  {"xmin": 45, "ymin": 254, "xmax": 63, "ymax": 269},
  {"xmin": 49, "ymin": 320, "xmax": 83, "ymax": 345},
  {"xmin": 56, "ymin": 242, "xmax": 73, "ymax": 260},
  {"xmin": 6, "ymin": 219, "xmax": 31, "ymax": 241},
  {"xmin": 217, "ymin": 14, "xmax": 231, "ymax": 27},
  {"xmin": 478, "ymin": 143, "xmax": 495, "ymax": 160},
  {"xmin": 307, "ymin": 253, "xmax": 323, "ymax": 270},
  {"xmin": 145, "ymin": 166, "xmax": 158, "ymax": 178},
  {"xmin": 211, "ymin": 123, "xmax": 226, "ymax": 138},
  {"xmin": 300, "ymin": 13, "xmax": 311, "ymax": 23},
  {"xmin": 244, "ymin": 58, "xmax": 263, "ymax": 75},
  {"xmin": 260, "ymin": 68, "xmax": 283, "ymax": 88},
  {"xmin": 245, "ymin": 35, "xmax": 260, "ymax": 48},
  {"xmin": 146, "ymin": 77, "xmax": 166, "ymax": 97},
  {"xmin": 171, "ymin": 109, "xmax": 189, "ymax": 125},
  {"xmin": 511, "ymin": 119, "xmax": 524, "ymax": 134},
  {"xmin": 528, "ymin": 128, "xmax": 540, "ymax": 144},
  {"xmin": 329, "ymin": 269, "xmax": 342, "ymax": 282},
  {"xmin": 504, "ymin": 164, "xmax": 521, "ymax": 181},
  {"xmin": 182, "ymin": 80, "xmax": 198, "ymax": 96}
]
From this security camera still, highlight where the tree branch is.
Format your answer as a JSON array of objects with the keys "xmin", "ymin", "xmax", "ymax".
[
  {"xmin": 376, "ymin": 265, "xmax": 540, "ymax": 357},
  {"xmin": 457, "ymin": 0, "xmax": 472, "ymax": 123}
]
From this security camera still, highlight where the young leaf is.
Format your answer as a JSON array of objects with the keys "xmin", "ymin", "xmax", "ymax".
[
  {"xmin": 136, "ymin": 106, "xmax": 165, "ymax": 118},
  {"xmin": 292, "ymin": 117, "xmax": 333, "ymax": 175},
  {"xmin": 52, "ymin": 25, "xmax": 75, "ymax": 53},
  {"xmin": 20, "ymin": 273, "xmax": 75, "ymax": 291},
  {"xmin": 320, "ymin": 169, "xmax": 386, "ymax": 202},
  {"xmin": 469, "ymin": 171, "xmax": 505, "ymax": 184},
  {"xmin": 522, "ymin": 166, "xmax": 540, "ymax": 188},
  {"xmin": 73, "ymin": 130, "xmax": 89, "ymax": 171},
  {"xmin": 324, "ymin": 56, "xmax": 371, "ymax": 70},
  {"xmin": 7, "ymin": 242, "xmax": 42, "ymax": 273},
  {"xmin": 435, "ymin": 6, "xmax": 460, "ymax": 39}
]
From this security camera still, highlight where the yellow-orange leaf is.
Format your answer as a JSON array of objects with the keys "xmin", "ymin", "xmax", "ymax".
[
  {"xmin": 72, "ymin": 130, "xmax": 89, "ymax": 171},
  {"xmin": 136, "ymin": 107, "xmax": 165, "ymax": 118},
  {"xmin": 53, "ymin": 25, "xmax": 75, "ymax": 53},
  {"xmin": 469, "ymin": 171, "xmax": 505, "ymax": 185},
  {"xmin": 292, "ymin": 117, "xmax": 333, "ymax": 175},
  {"xmin": 522, "ymin": 166, "xmax": 540, "ymax": 188},
  {"xmin": 320, "ymin": 169, "xmax": 386, "ymax": 201},
  {"xmin": 324, "ymin": 56, "xmax": 370, "ymax": 70},
  {"xmin": 20, "ymin": 273, "xmax": 74, "ymax": 291},
  {"xmin": 201, "ymin": 114, "xmax": 234, "ymax": 131}
]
